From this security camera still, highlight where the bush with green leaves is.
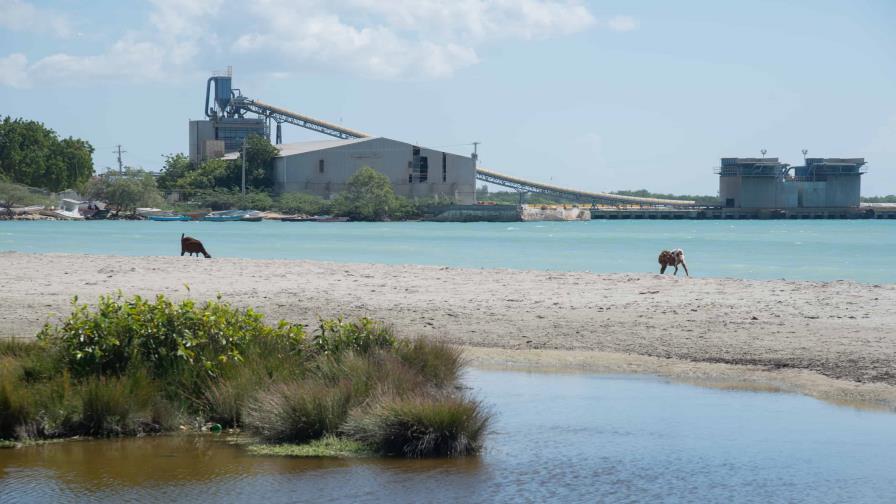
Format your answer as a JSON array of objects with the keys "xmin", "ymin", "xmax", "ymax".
[
  {"xmin": 312, "ymin": 317, "xmax": 395, "ymax": 356},
  {"xmin": 275, "ymin": 192, "xmax": 332, "ymax": 215},
  {"xmin": 4, "ymin": 294, "xmax": 488, "ymax": 456},
  {"xmin": 37, "ymin": 293, "xmax": 306, "ymax": 380}
]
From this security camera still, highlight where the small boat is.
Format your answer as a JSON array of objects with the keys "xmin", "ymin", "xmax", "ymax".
[
  {"xmin": 203, "ymin": 210, "xmax": 243, "ymax": 222},
  {"xmin": 241, "ymin": 210, "xmax": 264, "ymax": 222},
  {"xmin": 203, "ymin": 210, "xmax": 263, "ymax": 222},
  {"xmin": 85, "ymin": 208, "xmax": 110, "ymax": 220},
  {"xmin": 281, "ymin": 215, "xmax": 317, "ymax": 222},
  {"xmin": 148, "ymin": 212, "xmax": 190, "ymax": 221},
  {"xmin": 40, "ymin": 199, "xmax": 84, "ymax": 220}
]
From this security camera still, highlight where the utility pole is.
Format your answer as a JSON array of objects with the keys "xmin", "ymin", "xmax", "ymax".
[
  {"xmin": 115, "ymin": 145, "xmax": 126, "ymax": 175},
  {"xmin": 241, "ymin": 138, "xmax": 247, "ymax": 196}
]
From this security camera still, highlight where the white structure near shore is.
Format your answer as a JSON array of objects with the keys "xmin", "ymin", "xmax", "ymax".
[{"xmin": 265, "ymin": 137, "xmax": 477, "ymax": 204}]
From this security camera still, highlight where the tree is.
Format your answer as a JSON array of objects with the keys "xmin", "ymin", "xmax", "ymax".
[
  {"xmin": 0, "ymin": 181, "xmax": 51, "ymax": 216},
  {"xmin": 178, "ymin": 159, "xmax": 231, "ymax": 191},
  {"xmin": 0, "ymin": 116, "xmax": 94, "ymax": 191},
  {"xmin": 157, "ymin": 154, "xmax": 193, "ymax": 192},
  {"xmin": 233, "ymin": 134, "xmax": 279, "ymax": 190},
  {"xmin": 332, "ymin": 167, "xmax": 402, "ymax": 221},
  {"xmin": 275, "ymin": 192, "xmax": 332, "ymax": 215},
  {"xmin": 193, "ymin": 188, "xmax": 274, "ymax": 211},
  {"xmin": 85, "ymin": 168, "xmax": 164, "ymax": 214}
]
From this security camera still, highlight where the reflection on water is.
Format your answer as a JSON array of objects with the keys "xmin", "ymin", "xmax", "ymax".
[{"xmin": 3, "ymin": 369, "xmax": 896, "ymax": 503}]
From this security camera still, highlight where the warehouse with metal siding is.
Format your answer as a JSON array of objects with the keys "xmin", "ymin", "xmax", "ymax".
[{"xmin": 272, "ymin": 137, "xmax": 477, "ymax": 204}]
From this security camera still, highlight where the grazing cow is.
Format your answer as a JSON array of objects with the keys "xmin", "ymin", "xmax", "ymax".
[
  {"xmin": 658, "ymin": 248, "xmax": 688, "ymax": 276},
  {"xmin": 181, "ymin": 233, "xmax": 211, "ymax": 258}
]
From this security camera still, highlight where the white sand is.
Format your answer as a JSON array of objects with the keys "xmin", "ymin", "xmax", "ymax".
[{"xmin": 2, "ymin": 252, "xmax": 895, "ymax": 409}]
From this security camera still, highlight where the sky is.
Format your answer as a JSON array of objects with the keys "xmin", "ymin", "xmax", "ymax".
[{"xmin": 1, "ymin": 0, "xmax": 894, "ymax": 195}]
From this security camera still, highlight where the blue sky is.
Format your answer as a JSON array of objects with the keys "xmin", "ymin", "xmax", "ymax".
[{"xmin": 1, "ymin": 0, "xmax": 894, "ymax": 195}]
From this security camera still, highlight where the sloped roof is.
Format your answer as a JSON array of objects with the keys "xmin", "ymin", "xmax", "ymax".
[{"xmin": 275, "ymin": 137, "xmax": 377, "ymax": 157}]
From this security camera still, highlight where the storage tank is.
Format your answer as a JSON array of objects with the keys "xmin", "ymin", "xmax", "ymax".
[{"xmin": 214, "ymin": 76, "xmax": 232, "ymax": 113}]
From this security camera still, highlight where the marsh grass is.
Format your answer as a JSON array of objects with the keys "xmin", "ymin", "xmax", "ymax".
[
  {"xmin": 0, "ymin": 294, "xmax": 490, "ymax": 457},
  {"xmin": 394, "ymin": 339, "xmax": 464, "ymax": 388},
  {"xmin": 243, "ymin": 379, "xmax": 354, "ymax": 443},
  {"xmin": 343, "ymin": 393, "xmax": 490, "ymax": 457},
  {"xmin": 0, "ymin": 372, "xmax": 33, "ymax": 439},
  {"xmin": 246, "ymin": 435, "xmax": 371, "ymax": 458}
]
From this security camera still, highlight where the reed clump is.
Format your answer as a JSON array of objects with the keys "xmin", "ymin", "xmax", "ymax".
[
  {"xmin": 342, "ymin": 393, "xmax": 489, "ymax": 457},
  {"xmin": 0, "ymin": 293, "xmax": 489, "ymax": 457}
]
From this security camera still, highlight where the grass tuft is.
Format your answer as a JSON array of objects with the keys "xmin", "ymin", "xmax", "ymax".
[
  {"xmin": 343, "ymin": 393, "xmax": 490, "ymax": 458},
  {"xmin": 243, "ymin": 379, "xmax": 353, "ymax": 443},
  {"xmin": 394, "ymin": 339, "xmax": 464, "ymax": 388},
  {"xmin": 0, "ymin": 373, "xmax": 33, "ymax": 439}
]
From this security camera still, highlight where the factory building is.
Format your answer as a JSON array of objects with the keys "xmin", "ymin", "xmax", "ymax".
[
  {"xmin": 189, "ymin": 69, "xmax": 268, "ymax": 164},
  {"xmin": 718, "ymin": 157, "xmax": 866, "ymax": 208},
  {"xmin": 270, "ymin": 137, "xmax": 477, "ymax": 204}
]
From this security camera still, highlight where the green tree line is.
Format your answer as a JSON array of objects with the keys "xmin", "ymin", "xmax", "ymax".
[{"xmin": 0, "ymin": 117, "xmax": 94, "ymax": 191}]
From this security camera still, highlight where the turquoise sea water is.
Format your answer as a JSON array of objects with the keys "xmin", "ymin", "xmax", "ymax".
[{"xmin": 1, "ymin": 220, "xmax": 892, "ymax": 282}]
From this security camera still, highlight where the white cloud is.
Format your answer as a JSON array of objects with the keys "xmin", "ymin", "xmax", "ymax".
[
  {"xmin": 232, "ymin": 0, "xmax": 599, "ymax": 79},
  {"xmin": 606, "ymin": 15, "xmax": 638, "ymax": 32},
  {"xmin": 0, "ymin": 53, "xmax": 30, "ymax": 88},
  {"xmin": 0, "ymin": 0, "xmax": 74, "ymax": 38},
  {"xmin": 0, "ymin": 0, "xmax": 637, "ymax": 86},
  {"xmin": 344, "ymin": 0, "xmax": 596, "ymax": 41},
  {"xmin": 0, "ymin": 0, "xmax": 220, "ymax": 88}
]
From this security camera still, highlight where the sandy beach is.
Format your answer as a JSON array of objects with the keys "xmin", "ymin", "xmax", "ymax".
[{"xmin": 2, "ymin": 251, "xmax": 895, "ymax": 409}]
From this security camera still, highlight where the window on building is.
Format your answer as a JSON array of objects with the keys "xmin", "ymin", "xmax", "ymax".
[
  {"xmin": 408, "ymin": 161, "xmax": 413, "ymax": 183},
  {"xmin": 417, "ymin": 156, "xmax": 428, "ymax": 183},
  {"xmin": 318, "ymin": 159, "xmax": 325, "ymax": 173},
  {"xmin": 442, "ymin": 153, "xmax": 447, "ymax": 182}
]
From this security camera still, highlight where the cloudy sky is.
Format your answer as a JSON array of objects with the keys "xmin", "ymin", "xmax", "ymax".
[{"xmin": 1, "ymin": 0, "xmax": 894, "ymax": 195}]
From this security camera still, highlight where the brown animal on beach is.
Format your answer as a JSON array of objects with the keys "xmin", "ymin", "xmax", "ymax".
[
  {"xmin": 658, "ymin": 248, "xmax": 688, "ymax": 276},
  {"xmin": 181, "ymin": 233, "xmax": 211, "ymax": 258}
]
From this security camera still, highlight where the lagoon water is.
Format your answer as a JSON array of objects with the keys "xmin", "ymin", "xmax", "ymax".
[
  {"xmin": 2, "ymin": 369, "xmax": 895, "ymax": 503},
  {"xmin": 1, "ymin": 219, "xmax": 893, "ymax": 282}
]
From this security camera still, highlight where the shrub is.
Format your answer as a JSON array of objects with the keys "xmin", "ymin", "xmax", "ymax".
[
  {"xmin": 394, "ymin": 339, "xmax": 463, "ymax": 388},
  {"xmin": 244, "ymin": 379, "xmax": 353, "ymax": 443},
  {"xmin": 312, "ymin": 318, "xmax": 395, "ymax": 356},
  {"xmin": 343, "ymin": 393, "xmax": 490, "ymax": 457},
  {"xmin": 275, "ymin": 192, "xmax": 331, "ymax": 216},
  {"xmin": 37, "ymin": 294, "xmax": 305, "ymax": 382}
]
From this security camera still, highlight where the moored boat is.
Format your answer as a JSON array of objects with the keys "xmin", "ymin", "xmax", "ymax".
[
  {"xmin": 148, "ymin": 212, "xmax": 190, "ymax": 221},
  {"xmin": 203, "ymin": 210, "xmax": 263, "ymax": 222}
]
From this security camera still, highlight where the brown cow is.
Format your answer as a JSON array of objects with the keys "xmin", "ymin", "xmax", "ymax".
[
  {"xmin": 658, "ymin": 248, "xmax": 688, "ymax": 276},
  {"xmin": 181, "ymin": 233, "xmax": 211, "ymax": 258}
]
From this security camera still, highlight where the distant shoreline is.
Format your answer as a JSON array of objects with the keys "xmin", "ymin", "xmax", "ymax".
[{"xmin": 3, "ymin": 252, "xmax": 895, "ymax": 410}]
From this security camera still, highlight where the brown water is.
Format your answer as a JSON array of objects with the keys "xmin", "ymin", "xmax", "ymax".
[{"xmin": 3, "ymin": 369, "xmax": 896, "ymax": 503}]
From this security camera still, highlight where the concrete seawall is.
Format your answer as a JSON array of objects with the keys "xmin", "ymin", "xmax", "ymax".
[{"xmin": 423, "ymin": 204, "xmax": 591, "ymax": 222}]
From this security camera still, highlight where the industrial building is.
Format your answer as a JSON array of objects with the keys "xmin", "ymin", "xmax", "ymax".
[
  {"xmin": 269, "ymin": 137, "xmax": 476, "ymax": 203},
  {"xmin": 189, "ymin": 68, "xmax": 476, "ymax": 204},
  {"xmin": 718, "ymin": 157, "xmax": 866, "ymax": 209}
]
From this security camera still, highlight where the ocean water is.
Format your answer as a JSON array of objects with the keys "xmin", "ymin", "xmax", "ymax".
[
  {"xmin": 2, "ymin": 369, "xmax": 895, "ymax": 503},
  {"xmin": 0, "ymin": 219, "xmax": 892, "ymax": 282}
]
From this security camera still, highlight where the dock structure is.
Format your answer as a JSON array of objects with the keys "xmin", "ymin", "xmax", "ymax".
[{"xmin": 590, "ymin": 206, "xmax": 896, "ymax": 220}]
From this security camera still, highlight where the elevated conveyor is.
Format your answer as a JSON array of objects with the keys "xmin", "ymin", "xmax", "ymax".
[
  {"xmin": 476, "ymin": 167, "xmax": 695, "ymax": 206},
  {"xmin": 230, "ymin": 92, "xmax": 694, "ymax": 207},
  {"xmin": 232, "ymin": 97, "xmax": 372, "ymax": 140}
]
